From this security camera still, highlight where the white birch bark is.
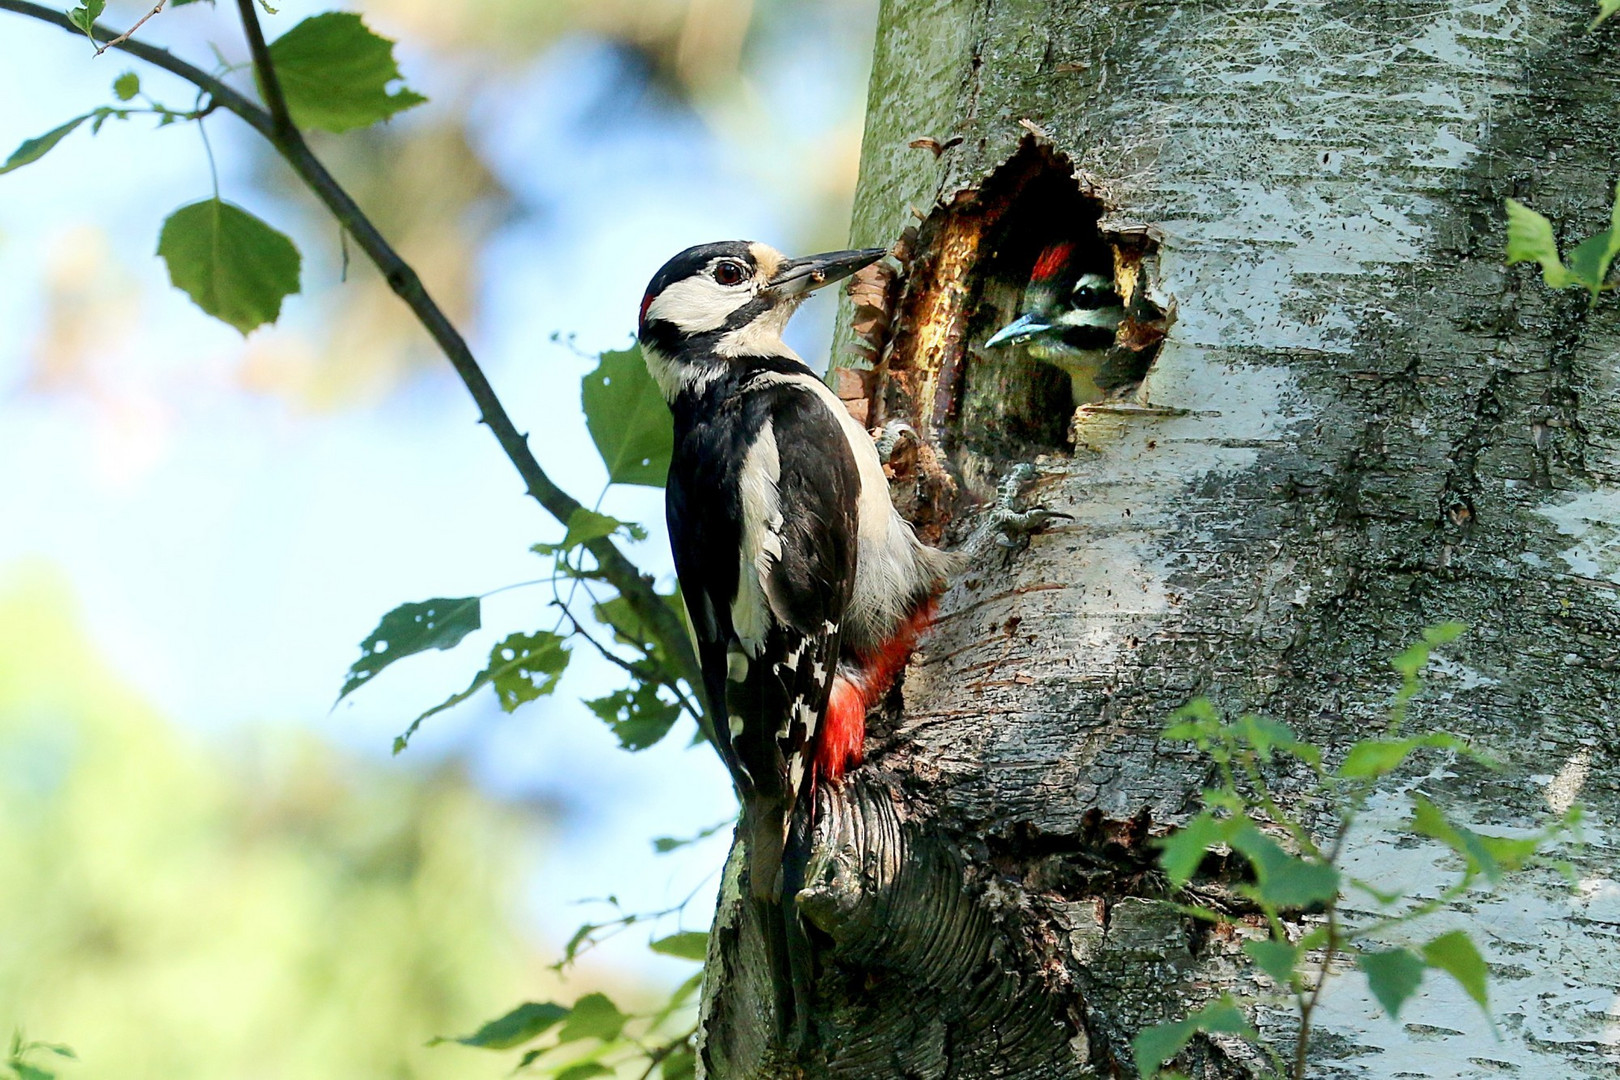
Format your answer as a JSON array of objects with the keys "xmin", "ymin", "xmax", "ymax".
[{"xmin": 698, "ymin": 2, "xmax": 1620, "ymax": 1076}]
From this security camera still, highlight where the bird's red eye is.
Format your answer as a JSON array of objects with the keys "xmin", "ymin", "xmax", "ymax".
[{"xmin": 713, "ymin": 260, "xmax": 746, "ymax": 286}]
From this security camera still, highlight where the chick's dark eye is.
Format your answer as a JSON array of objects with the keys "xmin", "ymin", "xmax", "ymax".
[{"xmin": 713, "ymin": 261, "xmax": 746, "ymax": 286}]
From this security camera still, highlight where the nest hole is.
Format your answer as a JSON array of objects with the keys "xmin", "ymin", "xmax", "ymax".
[{"xmin": 953, "ymin": 142, "xmax": 1168, "ymax": 456}]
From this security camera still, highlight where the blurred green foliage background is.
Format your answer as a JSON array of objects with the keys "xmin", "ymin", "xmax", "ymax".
[{"xmin": 0, "ymin": 0, "xmax": 878, "ymax": 1074}]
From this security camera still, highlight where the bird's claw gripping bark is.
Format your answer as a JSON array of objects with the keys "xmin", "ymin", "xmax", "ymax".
[{"xmin": 978, "ymin": 464, "xmax": 1071, "ymax": 564}]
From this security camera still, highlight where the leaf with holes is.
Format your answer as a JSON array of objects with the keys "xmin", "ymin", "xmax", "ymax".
[
  {"xmin": 339, "ymin": 596, "xmax": 481, "ymax": 701},
  {"xmin": 584, "ymin": 682, "xmax": 682, "ymax": 751},
  {"xmin": 1359, "ymin": 947, "xmax": 1426, "ymax": 1019},
  {"xmin": 394, "ymin": 631, "xmax": 569, "ymax": 751},
  {"xmin": 430, "ymin": 1001, "xmax": 570, "ymax": 1049},
  {"xmin": 266, "ymin": 13, "xmax": 427, "ymax": 132},
  {"xmin": 582, "ymin": 345, "xmax": 673, "ymax": 487},
  {"xmin": 157, "ymin": 199, "xmax": 302, "ymax": 334}
]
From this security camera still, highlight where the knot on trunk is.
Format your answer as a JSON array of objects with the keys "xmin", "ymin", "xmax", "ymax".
[{"xmin": 701, "ymin": 776, "xmax": 1092, "ymax": 1078}]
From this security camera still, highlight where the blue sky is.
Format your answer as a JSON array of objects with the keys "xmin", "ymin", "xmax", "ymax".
[{"xmin": 0, "ymin": 0, "xmax": 877, "ymax": 982}]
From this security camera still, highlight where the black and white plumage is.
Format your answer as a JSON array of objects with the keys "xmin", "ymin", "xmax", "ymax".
[
  {"xmin": 985, "ymin": 241, "xmax": 1128, "ymax": 403},
  {"xmin": 638, "ymin": 240, "xmax": 955, "ymax": 1034}
]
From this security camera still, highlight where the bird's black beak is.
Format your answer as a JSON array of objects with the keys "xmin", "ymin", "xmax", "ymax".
[{"xmin": 766, "ymin": 247, "xmax": 887, "ymax": 299}]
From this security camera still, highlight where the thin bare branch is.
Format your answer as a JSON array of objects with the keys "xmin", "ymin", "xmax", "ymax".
[{"xmin": 95, "ymin": 0, "xmax": 164, "ymax": 53}]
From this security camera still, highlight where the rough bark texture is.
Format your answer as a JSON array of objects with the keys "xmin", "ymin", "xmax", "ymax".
[{"xmin": 697, "ymin": 2, "xmax": 1620, "ymax": 1076}]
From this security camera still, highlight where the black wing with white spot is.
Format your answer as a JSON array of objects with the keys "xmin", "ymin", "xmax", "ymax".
[{"xmin": 664, "ymin": 368, "xmax": 858, "ymax": 900}]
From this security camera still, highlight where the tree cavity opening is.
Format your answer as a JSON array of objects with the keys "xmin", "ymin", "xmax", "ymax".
[{"xmin": 957, "ymin": 141, "xmax": 1168, "ymax": 455}]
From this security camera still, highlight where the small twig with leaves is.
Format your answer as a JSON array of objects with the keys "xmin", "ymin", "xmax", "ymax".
[
  {"xmin": 1133, "ymin": 624, "xmax": 1579, "ymax": 1080},
  {"xmin": 0, "ymin": 0, "xmax": 700, "ymax": 702}
]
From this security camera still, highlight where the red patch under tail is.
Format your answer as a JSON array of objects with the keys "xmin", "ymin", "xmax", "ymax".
[{"xmin": 813, "ymin": 600, "xmax": 941, "ymax": 782}]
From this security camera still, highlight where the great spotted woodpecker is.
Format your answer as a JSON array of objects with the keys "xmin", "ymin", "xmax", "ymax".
[
  {"xmin": 639, "ymin": 240, "xmax": 955, "ymax": 1033},
  {"xmin": 985, "ymin": 241, "xmax": 1126, "ymax": 404}
]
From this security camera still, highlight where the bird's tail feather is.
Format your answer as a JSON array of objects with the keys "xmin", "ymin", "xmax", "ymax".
[{"xmin": 742, "ymin": 787, "xmax": 817, "ymax": 1048}]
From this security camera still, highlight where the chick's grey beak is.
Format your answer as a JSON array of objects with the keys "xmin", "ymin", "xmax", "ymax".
[
  {"xmin": 984, "ymin": 312, "xmax": 1051, "ymax": 348},
  {"xmin": 767, "ymin": 247, "xmax": 887, "ymax": 298}
]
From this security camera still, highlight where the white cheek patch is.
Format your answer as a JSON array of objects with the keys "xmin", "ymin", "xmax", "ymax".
[{"xmin": 646, "ymin": 275, "xmax": 753, "ymax": 333}]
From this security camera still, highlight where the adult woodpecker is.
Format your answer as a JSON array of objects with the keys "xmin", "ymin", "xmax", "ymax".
[
  {"xmin": 985, "ymin": 241, "xmax": 1127, "ymax": 403},
  {"xmin": 638, "ymin": 240, "xmax": 955, "ymax": 1035}
]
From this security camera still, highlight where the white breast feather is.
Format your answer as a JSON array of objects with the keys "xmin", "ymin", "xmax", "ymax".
[{"xmin": 747, "ymin": 370, "xmax": 939, "ymax": 653}]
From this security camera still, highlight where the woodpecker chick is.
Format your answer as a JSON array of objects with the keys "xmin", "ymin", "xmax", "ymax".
[
  {"xmin": 985, "ymin": 241, "xmax": 1126, "ymax": 404},
  {"xmin": 639, "ymin": 240, "xmax": 956, "ymax": 1040}
]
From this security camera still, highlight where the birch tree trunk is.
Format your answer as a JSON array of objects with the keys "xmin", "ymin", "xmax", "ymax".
[{"xmin": 697, "ymin": 1, "xmax": 1620, "ymax": 1076}]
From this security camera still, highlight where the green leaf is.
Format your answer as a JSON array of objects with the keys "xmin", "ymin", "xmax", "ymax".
[
  {"xmin": 1359, "ymin": 947, "xmax": 1426, "ymax": 1019},
  {"xmin": 0, "ymin": 114, "xmax": 92, "ymax": 176},
  {"xmin": 113, "ymin": 71, "xmax": 140, "ymax": 101},
  {"xmin": 1565, "ymin": 184, "xmax": 1620, "ymax": 303},
  {"xmin": 432, "ymin": 1001, "xmax": 570, "ymax": 1049},
  {"xmin": 555, "ymin": 993, "xmax": 626, "ymax": 1043},
  {"xmin": 1243, "ymin": 938, "xmax": 1300, "ymax": 984},
  {"xmin": 1422, "ymin": 930, "xmax": 1490, "ymax": 1013},
  {"xmin": 592, "ymin": 588, "xmax": 688, "ymax": 674},
  {"xmin": 1505, "ymin": 199, "xmax": 1576, "ymax": 289},
  {"xmin": 532, "ymin": 508, "xmax": 647, "ymax": 556},
  {"xmin": 480, "ymin": 629, "xmax": 572, "ymax": 712},
  {"xmin": 1338, "ymin": 738, "xmax": 1418, "ymax": 779},
  {"xmin": 652, "ymin": 819, "xmax": 731, "ymax": 854},
  {"xmin": 554, "ymin": 922, "xmax": 599, "ymax": 970},
  {"xmin": 661, "ymin": 1048, "xmax": 697, "ymax": 1079},
  {"xmin": 157, "ymin": 199, "xmax": 301, "ymax": 335},
  {"xmin": 339, "ymin": 596, "xmax": 481, "ymax": 700},
  {"xmin": 1231, "ymin": 715, "xmax": 1292, "ymax": 760},
  {"xmin": 582, "ymin": 345, "xmax": 673, "ymax": 487},
  {"xmin": 14, "ymin": 1063, "xmax": 55, "ymax": 1080},
  {"xmin": 584, "ymin": 681, "xmax": 682, "ymax": 750},
  {"xmin": 398, "ymin": 631, "xmax": 570, "ymax": 751},
  {"xmin": 1130, "ymin": 997, "xmax": 1255, "ymax": 1079},
  {"xmin": 552, "ymin": 1065, "xmax": 612, "ymax": 1080},
  {"xmin": 649, "ymin": 931, "xmax": 709, "ymax": 961},
  {"xmin": 1162, "ymin": 698, "xmax": 1220, "ymax": 746},
  {"xmin": 266, "ymin": 13, "xmax": 427, "ymax": 133},
  {"xmin": 1156, "ymin": 811, "xmax": 1227, "ymax": 889},
  {"xmin": 1409, "ymin": 794, "xmax": 1539, "ymax": 884},
  {"xmin": 1422, "ymin": 621, "xmax": 1467, "ymax": 646},
  {"xmin": 1229, "ymin": 822, "xmax": 1340, "ymax": 908},
  {"xmin": 1594, "ymin": 0, "xmax": 1620, "ymax": 28},
  {"xmin": 66, "ymin": 0, "xmax": 104, "ymax": 37}
]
